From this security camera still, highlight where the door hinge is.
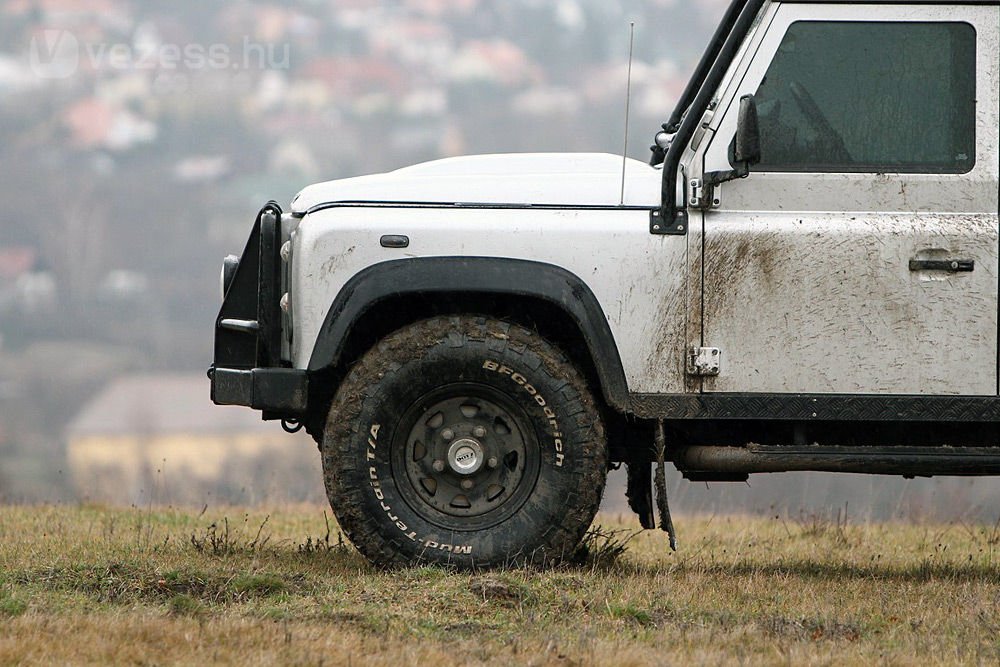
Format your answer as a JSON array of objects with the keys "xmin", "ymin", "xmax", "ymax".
[
  {"xmin": 688, "ymin": 178, "xmax": 721, "ymax": 210},
  {"xmin": 687, "ymin": 347, "xmax": 721, "ymax": 376},
  {"xmin": 688, "ymin": 178, "xmax": 704, "ymax": 208}
]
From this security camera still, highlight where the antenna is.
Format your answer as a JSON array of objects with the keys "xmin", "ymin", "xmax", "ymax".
[{"xmin": 620, "ymin": 22, "xmax": 635, "ymax": 206}]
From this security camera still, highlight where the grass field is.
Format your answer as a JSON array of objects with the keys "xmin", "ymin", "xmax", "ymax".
[{"xmin": 2, "ymin": 504, "xmax": 1000, "ymax": 665}]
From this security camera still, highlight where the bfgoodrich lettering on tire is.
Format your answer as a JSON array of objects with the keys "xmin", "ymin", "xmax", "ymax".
[{"xmin": 321, "ymin": 315, "xmax": 607, "ymax": 568}]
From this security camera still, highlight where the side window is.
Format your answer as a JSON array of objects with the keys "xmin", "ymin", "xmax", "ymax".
[{"xmin": 754, "ymin": 21, "xmax": 976, "ymax": 173}]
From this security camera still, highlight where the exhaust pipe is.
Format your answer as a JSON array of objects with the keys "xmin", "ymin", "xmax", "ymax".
[{"xmin": 676, "ymin": 444, "xmax": 1000, "ymax": 477}]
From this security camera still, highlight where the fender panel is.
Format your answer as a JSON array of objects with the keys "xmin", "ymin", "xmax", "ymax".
[{"xmin": 307, "ymin": 257, "xmax": 630, "ymax": 412}]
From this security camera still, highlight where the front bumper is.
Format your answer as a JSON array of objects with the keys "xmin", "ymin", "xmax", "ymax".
[
  {"xmin": 211, "ymin": 367, "xmax": 308, "ymax": 412},
  {"xmin": 210, "ymin": 201, "xmax": 309, "ymax": 415}
]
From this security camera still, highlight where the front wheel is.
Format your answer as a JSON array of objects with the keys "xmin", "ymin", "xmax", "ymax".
[{"xmin": 321, "ymin": 316, "xmax": 607, "ymax": 568}]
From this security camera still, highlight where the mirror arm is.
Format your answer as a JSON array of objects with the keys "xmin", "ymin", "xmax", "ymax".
[
  {"xmin": 703, "ymin": 162, "xmax": 750, "ymax": 187},
  {"xmin": 703, "ymin": 93, "xmax": 760, "ymax": 188}
]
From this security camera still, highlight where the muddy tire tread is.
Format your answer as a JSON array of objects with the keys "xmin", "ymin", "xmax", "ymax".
[{"xmin": 321, "ymin": 315, "xmax": 607, "ymax": 569}]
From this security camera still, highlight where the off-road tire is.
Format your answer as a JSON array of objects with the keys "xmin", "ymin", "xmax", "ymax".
[{"xmin": 321, "ymin": 315, "xmax": 607, "ymax": 569}]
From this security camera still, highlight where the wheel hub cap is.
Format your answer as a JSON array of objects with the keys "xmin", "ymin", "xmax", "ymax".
[
  {"xmin": 394, "ymin": 386, "xmax": 540, "ymax": 527},
  {"xmin": 448, "ymin": 438, "xmax": 484, "ymax": 474}
]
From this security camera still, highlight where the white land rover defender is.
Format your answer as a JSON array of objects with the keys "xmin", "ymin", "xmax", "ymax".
[{"xmin": 211, "ymin": 0, "xmax": 1000, "ymax": 568}]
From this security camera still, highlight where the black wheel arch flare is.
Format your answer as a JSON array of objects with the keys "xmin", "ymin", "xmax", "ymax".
[{"xmin": 307, "ymin": 257, "xmax": 630, "ymax": 413}]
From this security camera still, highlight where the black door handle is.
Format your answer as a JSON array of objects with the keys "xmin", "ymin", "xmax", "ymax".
[{"xmin": 908, "ymin": 259, "xmax": 975, "ymax": 272}]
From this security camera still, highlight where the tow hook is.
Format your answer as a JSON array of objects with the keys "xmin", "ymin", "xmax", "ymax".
[{"xmin": 281, "ymin": 418, "xmax": 304, "ymax": 434}]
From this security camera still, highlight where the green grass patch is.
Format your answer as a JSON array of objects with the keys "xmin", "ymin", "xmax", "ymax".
[
  {"xmin": 231, "ymin": 573, "xmax": 286, "ymax": 597},
  {"xmin": 0, "ymin": 595, "xmax": 27, "ymax": 617},
  {"xmin": 167, "ymin": 593, "xmax": 204, "ymax": 617},
  {"xmin": 606, "ymin": 603, "xmax": 654, "ymax": 626}
]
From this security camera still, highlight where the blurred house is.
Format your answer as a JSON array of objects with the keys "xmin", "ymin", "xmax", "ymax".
[
  {"xmin": 65, "ymin": 374, "xmax": 322, "ymax": 505},
  {"xmin": 0, "ymin": 55, "xmax": 41, "ymax": 94},
  {"xmin": 0, "ymin": 246, "xmax": 57, "ymax": 314},
  {"xmin": 301, "ymin": 56, "xmax": 407, "ymax": 99},
  {"xmin": 447, "ymin": 39, "xmax": 540, "ymax": 86},
  {"xmin": 5, "ymin": 0, "xmax": 132, "ymax": 28},
  {"xmin": 63, "ymin": 97, "xmax": 158, "ymax": 152},
  {"xmin": 0, "ymin": 246, "xmax": 37, "ymax": 283}
]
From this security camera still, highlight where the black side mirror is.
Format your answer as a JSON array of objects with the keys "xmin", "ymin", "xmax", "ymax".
[
  {"xmin": 733, "ymin": 94, "xmax": 761, "ymax": 166},
  {"xmin": 705, "ymin": 94, "xmax": 762, "ymax": 187}
]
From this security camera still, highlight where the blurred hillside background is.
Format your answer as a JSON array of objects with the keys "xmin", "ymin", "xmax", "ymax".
[{"xmin": 0, "ymin": 0, "xmax": 996, "ymax": 521}]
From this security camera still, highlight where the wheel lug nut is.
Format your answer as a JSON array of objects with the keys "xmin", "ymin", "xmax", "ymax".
[
  {"xmin": 441, "ymin": 429, "xmax": 454, "ymax": 441},
  {"xmin": 473, "ymin": 426, "xmax": 486, "ymax": 438},
  {"xmin": 487, "ymin": 457, "xmax": 498, "ymax": 469},
  {"xmin": 432, "ymin": 460, "xmax": 445, "ymax": 472},
  {"xmin": 461, "ymin": 479, "xmax": 474, "ymax": 490}
]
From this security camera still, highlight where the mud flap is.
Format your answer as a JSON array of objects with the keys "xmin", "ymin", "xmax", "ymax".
[
  {"xmin": 654, "ymin": 421, "xmax": 678, "ymax": 551},
  {"xmin": 625, "ymin": 457, "xmax": 655, "ymax": 530}
]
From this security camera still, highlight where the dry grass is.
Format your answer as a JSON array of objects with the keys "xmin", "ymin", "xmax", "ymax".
[{"xmin": 1, "ymin": 504, "xmax": 1000, "ymax": 665}]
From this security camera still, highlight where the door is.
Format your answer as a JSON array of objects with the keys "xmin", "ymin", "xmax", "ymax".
[{"xmin": 691, "ymin": 2, "xmax": 1000, "ymax": 395}]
